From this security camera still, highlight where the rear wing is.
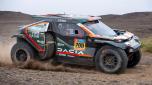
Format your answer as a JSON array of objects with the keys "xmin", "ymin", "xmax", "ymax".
[{"xmin": 32, "ymin": 14, "xmax": 102, "ymax": 22}]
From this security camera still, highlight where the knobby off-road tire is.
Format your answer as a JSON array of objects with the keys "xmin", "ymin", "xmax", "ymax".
[
  {"xmin": 95, "ymin": 46, "xmax": 128, "ymax": 74},
  {"xmin": 11, "ymin": 42, "xmax": 35, "ymax": 68},
  {"xmin": 127, "ymin": 50, "xmax": 141, "ymax": 68},
  {"xmin": 39, "ymin": 33, "xmax": 55, "ymax": 60}
]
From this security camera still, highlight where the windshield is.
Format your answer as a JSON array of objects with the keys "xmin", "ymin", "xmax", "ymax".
[{"xmin": 83, "ymin": 20, "xmax": 117, "ymax": 37}]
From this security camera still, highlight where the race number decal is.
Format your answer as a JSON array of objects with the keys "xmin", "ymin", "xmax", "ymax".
[{"xmin": 74, "ymin": 38, "xmax": 86, "ymax": 50}]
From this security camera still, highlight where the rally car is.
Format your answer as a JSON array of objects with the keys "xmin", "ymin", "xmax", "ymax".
[{"xmin": 11, "ymin": 15, "xmax": 141, "ymax": 74}]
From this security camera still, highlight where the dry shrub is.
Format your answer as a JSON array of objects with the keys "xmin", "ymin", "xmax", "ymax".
[{"xmin": 141, "ymin": 37, "xmax": 152, "ymax": 53}]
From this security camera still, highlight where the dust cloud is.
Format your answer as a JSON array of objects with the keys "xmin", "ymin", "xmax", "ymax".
[{"xmin": 0, "ymin": 38, "xmax": 15, "ymax": 66}]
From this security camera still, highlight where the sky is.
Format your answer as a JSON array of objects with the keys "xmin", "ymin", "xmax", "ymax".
[{"xmin": 0, "ymin": 0, "xmax": 152, "ymax": 16}]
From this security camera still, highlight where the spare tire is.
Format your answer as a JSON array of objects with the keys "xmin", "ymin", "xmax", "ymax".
[{"xmin": 39, "ymin": 33, "xmax": 55, "ymax": 60}]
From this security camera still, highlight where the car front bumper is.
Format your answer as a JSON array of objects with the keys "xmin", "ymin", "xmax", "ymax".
[{"xmin": 125, "ymin": 37, "xmax": 141, "ymax": 52}]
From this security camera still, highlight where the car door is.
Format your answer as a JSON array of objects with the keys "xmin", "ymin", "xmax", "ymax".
[{"xmin": 55, "ymin": 22, "xmax": 95, "ymax": 58}]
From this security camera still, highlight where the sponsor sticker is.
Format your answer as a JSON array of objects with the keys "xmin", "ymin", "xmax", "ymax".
[
  {"xmin": 74, "ymin": 38, "xmax": 86, "ymax": 50},
  {"xmin": 56, "ymin": 48, "xmax": 92, "ymax": 57}
]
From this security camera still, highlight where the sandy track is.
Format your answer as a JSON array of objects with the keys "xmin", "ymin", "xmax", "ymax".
[
  {"xmin": 0, "ymin": 38, "xmax": 152, "ymax": 85},
  {"xmin": 0, "ymin": 60, "xmax": 152, "ymax": 85}
]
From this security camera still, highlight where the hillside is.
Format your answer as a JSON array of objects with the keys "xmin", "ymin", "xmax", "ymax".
[
  {"xmin": 0, "ymin": 11, "xmax": 36, "ymax": 37},
  {"xmin": 0, "ymin": 11, "xmax": 152, "ymax": 38},
  {"xmin": 0, "ymin": 11, "xmax": 33, "ymax": 21},
  {"xmin": 101, "ymin": 12, "xmax": 152, "ymax": 38}
]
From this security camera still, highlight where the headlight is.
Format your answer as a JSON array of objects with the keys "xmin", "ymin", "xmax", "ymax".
[{"xmin": 125, "ymin": 42, "xmax": 131, "ymax": 46}]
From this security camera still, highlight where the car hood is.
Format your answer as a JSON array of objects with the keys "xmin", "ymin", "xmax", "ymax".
[
  {"xmin": 94, "ymin": 31, "xmax": 134, "ymax": 41},
  {"xmin": 113, "ymin": 31, "xmax": 134, "ymax": 40}
]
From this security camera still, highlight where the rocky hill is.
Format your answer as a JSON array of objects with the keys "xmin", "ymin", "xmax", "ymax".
[
  {"xmin": 0, "ymin": 11, "xmax": 34, "ymax": 21},
  {"xmin": 0, "ymin": 11, "xmax": 36, "ymax": 37},
  {"xmin": 101, "ymin": 12, "xmax": 152, "ymax": 38},
  {"xmin": 0, "ymin": 11, "xmax": 152, "ymax": 38}
]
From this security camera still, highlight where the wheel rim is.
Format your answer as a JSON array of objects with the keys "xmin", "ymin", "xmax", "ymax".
[
  {"xmin": 102, "ymin": 54, "xmax": 119, "ymax": 70},
  {"xmin": 16, "ymin": 49, "xmax": 28, "ymax": 62}
]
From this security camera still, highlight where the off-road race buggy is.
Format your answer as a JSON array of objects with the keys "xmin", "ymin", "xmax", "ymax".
[{"xmin": 11, "ymin": 15, "xmax": 141, "ymax": 74}]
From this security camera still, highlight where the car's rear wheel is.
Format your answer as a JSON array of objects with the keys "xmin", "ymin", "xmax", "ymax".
[
  {"xmin": 95, "ymin": 46, "xmax": 128, "ymax": 74},
  {"xmin": 127, "ymin": 50, "xmax": 141, "ymax": 68},
  {"xmin": 11, "ymin": 42, "xmax": 35, "ymax": 68}
]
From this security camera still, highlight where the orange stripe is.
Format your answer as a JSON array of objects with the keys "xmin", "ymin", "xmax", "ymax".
[
  {"xmin": 77, "ymin": 23, "xmax": 96, "ymax": 37},
  {"xmin": 24, "ymin": 22, "xmax": 49, "ymax": 28}
]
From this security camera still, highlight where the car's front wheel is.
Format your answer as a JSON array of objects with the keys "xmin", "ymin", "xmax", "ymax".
[{"xmin": 95, "ymin": 46, "xmax": 128, "ymax": 74}]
